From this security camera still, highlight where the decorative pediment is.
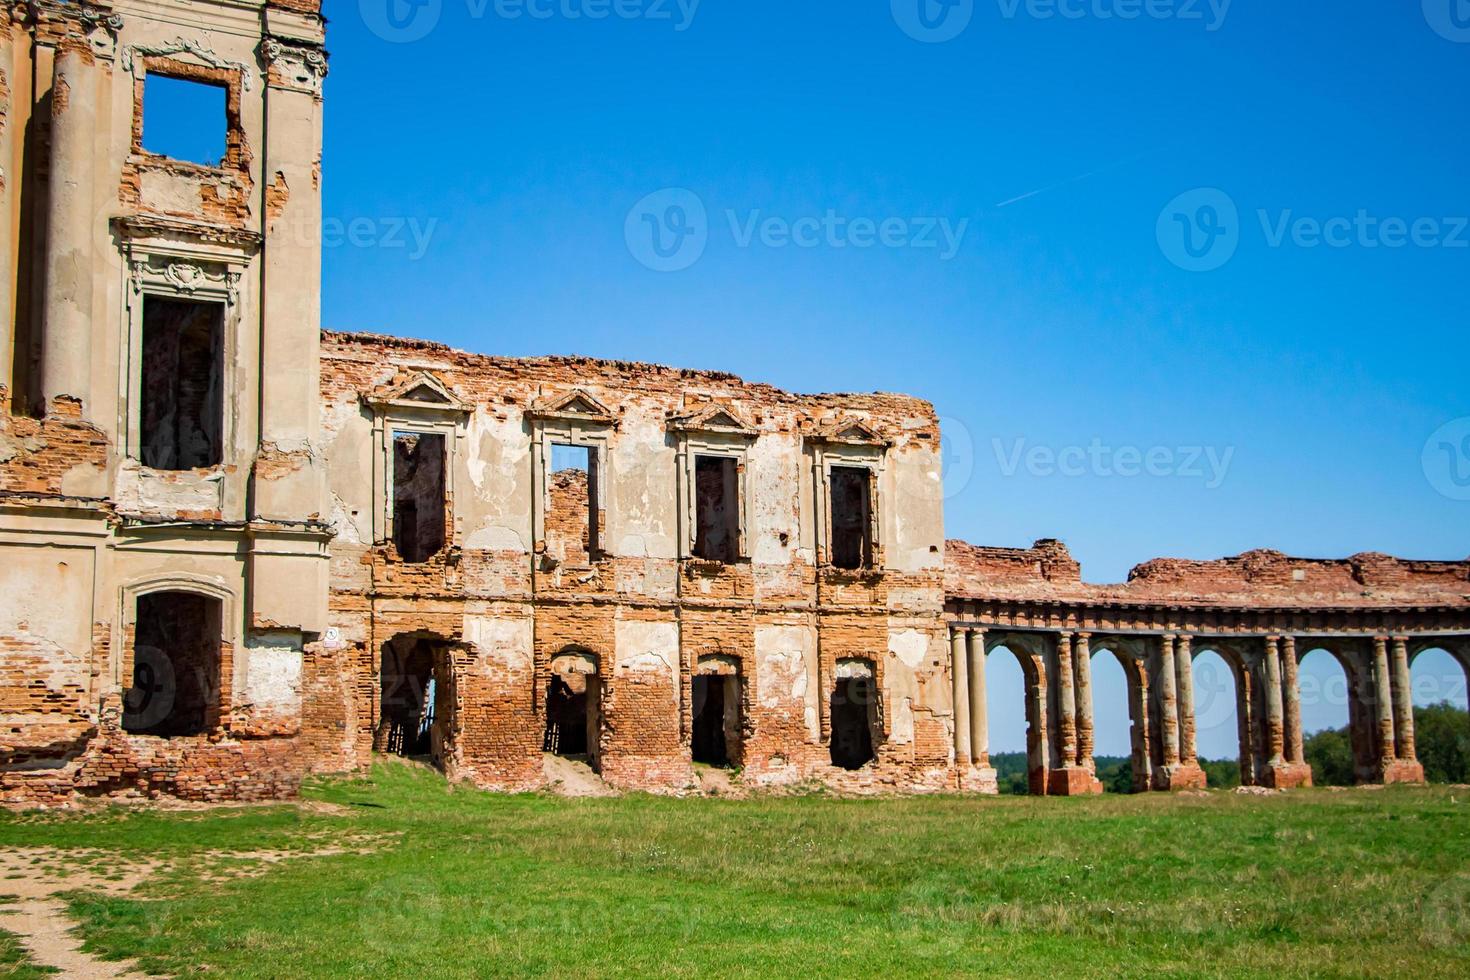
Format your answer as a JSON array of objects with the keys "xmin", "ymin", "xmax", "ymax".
[
  {"xmin": 527, "ymin": 388, "xmax": 615, "ymax": 425},
  {"xmin": 668, "ymin": 403, "xmax": 755, "ymax": 437},
  {"xmin": 365, "ymin": 372, "xmax": 470, "ymax": 415},
  {"xmin": 813, "ymin": 416, "xmax": 889, "ymax": 447}
]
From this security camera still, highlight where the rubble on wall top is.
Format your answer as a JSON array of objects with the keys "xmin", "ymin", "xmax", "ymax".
[{"xmin": 945, "ymin": 538, "xmax": 1470, "ymax": 610}]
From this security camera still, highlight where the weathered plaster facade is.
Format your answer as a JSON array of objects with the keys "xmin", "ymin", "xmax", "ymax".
[
  {"xmin": 1, "ymin": 1, "xmax": 1467, "ymax": 805},
  {"xmin": 0, "ymin": 0, "xmax": 329, "ymax": 803}
]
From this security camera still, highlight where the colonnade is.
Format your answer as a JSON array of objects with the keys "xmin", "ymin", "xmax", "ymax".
[{"xmin": 948, "ymin": 627, "xmax": 1456, "ymax": 793}]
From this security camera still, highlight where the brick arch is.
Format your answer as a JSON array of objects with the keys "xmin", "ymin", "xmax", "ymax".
[
  {"xmin": 1190, "ymin": 640, "xmax": 1257, "ymax": 785},
  {"xmin": 1406, "ymin": 641, "xmax": 1470, "ymax": 710},
  {"xmin": 374, "ymin": 630, "xmax": 460, "ymax": 772},
  {"xmin": 550, "ymin": 646, "xmax": 600, "ymax": 676},
  {"xmin": 984, "ymin": 633, "xmax": 1049, "ymax": 794},
  {"xmin": 681, "ymin": 639, "xmax": 756, "ymax": 752},
  {"xmin": 1086, "ymin": 637, "xmax": 1154, "ymax": 793},
  {"xmin": 1294, "ymin": 639, "xmax": 1372, "ymax": 782}
]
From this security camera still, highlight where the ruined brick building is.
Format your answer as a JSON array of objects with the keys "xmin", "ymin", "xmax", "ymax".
[{"xmin": 1, "ymin": 1, "xmax": 1467, "ymax": 804}]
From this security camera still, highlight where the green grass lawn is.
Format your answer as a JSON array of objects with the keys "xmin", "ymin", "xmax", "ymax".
[{"xmin": 3, "ymin": 765, "xmax": 1469, "ymax": 978}]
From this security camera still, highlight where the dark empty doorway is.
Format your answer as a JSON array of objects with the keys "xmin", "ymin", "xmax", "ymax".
[
  {"xmin": 692, "ymin": 674, "xmax": 738, "ymax": 766},
  {"xmin": 123, "ymin": 591, "xmax": 222, "ymax": 737},
  {"xmin": 831, "ymin": 672, "xmax": 877, "ymax": 770},
  {"xmin": 545, "ymin": 651, "xmax": 602, "ymax": 770}
]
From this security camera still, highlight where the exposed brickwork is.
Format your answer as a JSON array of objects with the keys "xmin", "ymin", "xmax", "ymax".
[{"xmin": 0, "ymin": 398, "xmax": 109, "ymax": 495}]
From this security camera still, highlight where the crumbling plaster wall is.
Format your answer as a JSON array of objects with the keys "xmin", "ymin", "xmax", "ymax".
[
  {"xmin": 0, "ymin": 1, "xmax": 330, "ymax": 805},
  {"xmin": 314, "ymin": 332, "xmax": 950, "ymax": 794}
]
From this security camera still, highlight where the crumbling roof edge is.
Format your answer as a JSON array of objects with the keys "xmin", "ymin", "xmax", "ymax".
[{"xmin": 320, "ymin": 329, "xmax": 934, "ymax": 410}]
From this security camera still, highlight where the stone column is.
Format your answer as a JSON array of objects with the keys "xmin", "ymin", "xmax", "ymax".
[
  {"xmin": 1281, "ymin": 636, "xmax": 1304, "ymax": 764},
  {"xmin": 1157, "ymin": 634, "xmax": 1180, "ymax": 768},
  {"xmin": 1175, "ymin": 634, "xmax": 1196, "ymax": 763},
  {"xmin": 1263, "ymin": 636, "xmax": 1285, "ymax": 764},
  {"xmin": 255, "ymin": 42, "xmax": 328, "ymax": 519},
  {"xmin": 1074, "ymin": 632, "xmax": 1095, "ymax": 770},
  {"xmin": 0, "ymin": 19, "xmax": 15, "ymax": 409},
  {"xmin": 40, "ymin": 44, "xmax": 97, "ymax": 412},
  {"xmin": 1055, "ymin": 632, "xmax": 1077, "ymax": 767},
  {"xmin": 1372, "ymin": 636, "xmax": 1397, "ymax": 766},
  {"xmin": 1391, "ymin": 636, "xmax": 1415, "ymax": 761},
  {"xmin": 967, "ymin": 630, "xmax": 989, "ymax": 767},
  {"xmin": 950, "ymin": 630, "xmax": 971, "ymax": 765}
]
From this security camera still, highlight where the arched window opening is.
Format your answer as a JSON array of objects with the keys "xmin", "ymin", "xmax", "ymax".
[{"xmin": 123, "ymin": 591, "xmax": 223, "ymax": 737}]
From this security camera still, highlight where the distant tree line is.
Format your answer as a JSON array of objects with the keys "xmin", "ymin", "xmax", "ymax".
[{"xmin": 985, "ymin": 703, "xmax": 1468, "ymax": 794}]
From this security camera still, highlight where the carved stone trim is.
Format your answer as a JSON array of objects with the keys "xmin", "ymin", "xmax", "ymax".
[
  {"xmin": 122, "ymin": 37, "xmax": 254, "ymax": 91},
  {"xmin": 127, "ymin": 256, "xmax": 240, "ymax": 306},
  {"xmin": 259, "ymin": 38, "xmax": 328, "ymax": 95}
]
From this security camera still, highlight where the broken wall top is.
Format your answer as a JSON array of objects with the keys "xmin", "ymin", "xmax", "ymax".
[
  {"xmin": 945, "ymin": 538, "xmax": 1470, "ymax": 611},
  {"xmin": 322, "ymin": 330, "xmax": 940, "ymax": 440}
]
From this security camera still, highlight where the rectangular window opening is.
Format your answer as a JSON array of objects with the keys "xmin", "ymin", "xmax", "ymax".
[
  {"xmin": 547, "ymin": 444, "xmax": 598, "ymax": 564},
  {"xmin": 393, "ymin": 431, "xmax": 446, "ymax": 563},
  {"xmin": 140, "ymin": 296, "xmax": 223, "ymax": 470},
  {"xmin": 693, "ymin": 455, "xmax": 739, "ymax": 563},
  {"xmin": 141, "ymin": 73, "xmax": 228, "ymax": 167},
  {"xmin": 829, "ymin": 466, "xmax": 873, "ymax": 570}
]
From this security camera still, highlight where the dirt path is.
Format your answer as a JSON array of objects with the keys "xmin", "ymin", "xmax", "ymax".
[
  {"xmin": 0, "ymin": 847, "xmax": 160, "ymax": 978},
  {"xmin": 0, "ymin": 834, "xmax": 387, "ymax": 977},
  {"xmin": 541, "ymin": 753, "xmax": 618, "ymax": 797}
]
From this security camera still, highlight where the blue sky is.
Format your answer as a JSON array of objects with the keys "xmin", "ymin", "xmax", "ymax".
[{"xmin": 322, "ymin": 1, "xmax": 1470, "ymax": 754}]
